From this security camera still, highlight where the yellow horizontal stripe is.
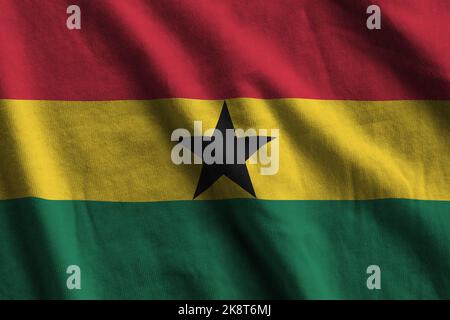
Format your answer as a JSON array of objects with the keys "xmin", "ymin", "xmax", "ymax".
[{"xmin": 0, "ymin": 98, "xmax": 448, "ymax": 201}]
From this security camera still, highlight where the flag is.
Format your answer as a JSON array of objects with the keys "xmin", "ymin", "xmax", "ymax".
[{"xmin": 0, "ymin": 0, "xmax": 449, "ymax": 299}]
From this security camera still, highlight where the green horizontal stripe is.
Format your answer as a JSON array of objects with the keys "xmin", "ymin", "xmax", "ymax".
[{"xmin": 1, "ymin": 198, "xmax": 449, "ymax": 299}]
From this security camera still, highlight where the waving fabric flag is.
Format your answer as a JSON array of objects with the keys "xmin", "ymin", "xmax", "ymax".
[{"xmin": 0, "ymin": 0, "xmax": 449, "ymax": 299}]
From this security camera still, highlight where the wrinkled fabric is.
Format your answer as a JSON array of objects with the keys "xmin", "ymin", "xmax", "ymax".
[{"xmin": 0, "ymin": 0, "xmax": 449, "ymax": 299}]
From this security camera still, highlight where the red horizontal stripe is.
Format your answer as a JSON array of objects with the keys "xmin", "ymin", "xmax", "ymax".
[{"xmin": 0, "ymin": 0, "xmax": 449, "ymax": 100}]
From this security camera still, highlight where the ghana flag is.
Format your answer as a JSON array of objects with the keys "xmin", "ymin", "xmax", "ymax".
[{"xmin": 0, "ymin": 0, "xmax": 449, "ymax": 300}]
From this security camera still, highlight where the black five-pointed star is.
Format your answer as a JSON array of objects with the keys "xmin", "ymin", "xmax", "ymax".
[{"xmin": 183, "ymin": 101, "xmax": 274, "ymax": 199}]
